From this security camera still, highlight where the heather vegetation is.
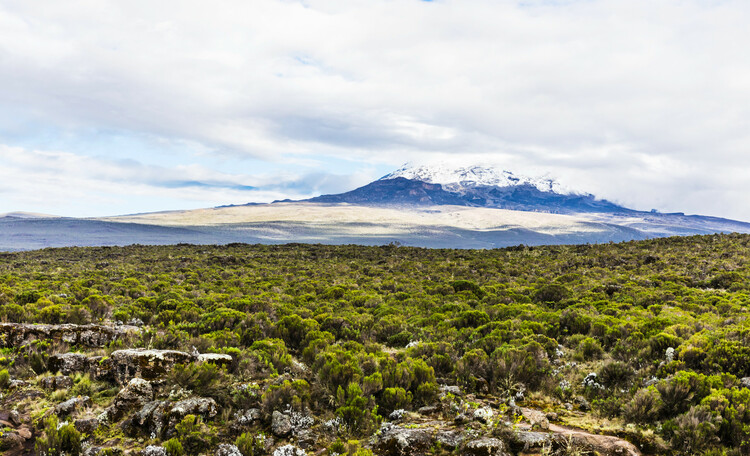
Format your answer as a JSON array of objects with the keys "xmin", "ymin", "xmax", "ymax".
[{"xmin": 1, "ymin": 234, "xmax": 750, "ymax": 455}]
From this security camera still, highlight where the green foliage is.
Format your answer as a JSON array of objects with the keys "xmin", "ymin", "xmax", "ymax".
[
  {"xmin": 163, "ymin": 438, "xmax": 184, "ymax": 456},
  {"xmin": 0, "ymin": 369, "xmax": 9, "ymax": 390},
  {"xmin": 4, "ymin": 234, "xmax": 750, "ymax": 453},
  {"xmin": 235, "ymin": 432, "xmax": 267, "ymax": 456},
  {"xmin": 174, "ymin": 414, "xmax": 211, "ymax": 454},
  {"xmin": 34, "ymin": 415, "xmax": 82, "ymax": 456}
]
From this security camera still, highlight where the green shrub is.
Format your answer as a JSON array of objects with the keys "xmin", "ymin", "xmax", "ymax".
[
  {"xmin": 34, "ymin": 415, "xmax": 82, "ymax": 456},
  {"xmin": 575, "ymin": 337, "xmax": 604, "ymax": 361},
  {"xmin": 236, "ymin": 432, "xmax": 267, "ymax": 456},
  {"xmin": 164, "ymin": 438, "xmax": 184, "ymax": 456},
  {"xmin": 379, "ymin": 387, "xmax": 412, "ymax": 415},
  {"xmin": 0, "ymin": 369, "xmax": 9, "ymax": 390},
  {"xmin": 623, "ymin": 387, "xmax": 662, "ymax": 424}
]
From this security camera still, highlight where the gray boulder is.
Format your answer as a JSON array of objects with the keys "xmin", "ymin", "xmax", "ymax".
[
  {"xmin": 272, "ymin": 410, "xmax": 292, "ymax": 437},
  {"xmin": 55, "ymin": 396, "xmax": 91, "ymax": 417},
  {"xmin": 464, "ymin": 438, "xmax": 510, "ymax": 456},
  {"xmin": 372, "ymin": 423, "xmax": 433, "ymax": 456},
  {"xmin": 49, "ymin": 353, "xmax": 91, "ymax": 375}
]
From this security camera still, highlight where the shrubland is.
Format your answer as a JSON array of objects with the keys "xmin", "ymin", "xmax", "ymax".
[{"xmin": 0, "ymin": 234, "xmax": 749, "ymax": 454}]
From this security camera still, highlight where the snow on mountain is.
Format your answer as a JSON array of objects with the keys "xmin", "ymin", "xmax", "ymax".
[{"xmin": 380, "ymin": 162, "xmax": 577, "ymax": 195}]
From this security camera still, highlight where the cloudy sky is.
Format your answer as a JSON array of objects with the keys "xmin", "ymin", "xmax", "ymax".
[{"xmin": 1, "ymin": 0, "xmax": 749, "ymax": 219}]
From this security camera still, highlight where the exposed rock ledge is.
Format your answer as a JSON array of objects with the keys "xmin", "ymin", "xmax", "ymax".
[
  {"xmin": 49, "ymin": 348, "xmax": 233, "ymax": 384},
  {"xmin": 0, "ymin": 323, "xmax": 139, "ymax": 348}
]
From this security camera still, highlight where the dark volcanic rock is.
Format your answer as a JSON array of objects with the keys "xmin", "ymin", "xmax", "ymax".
[
  {"xmin": 0, "ymin": 323, "xmax": 137, "ymax": 348},
  {"xmin": 55, "ymin": 396, "xmax": 91, "ymax": 417},
  {"xmin": 49, "ymin": 353, "xmax": 91, "ymax": 375},
  {"xmin": 107, "ymin": 378, "xmax": 154, "ymax": 421},
  {"xmin": 40, "ymin": 375, "xmax": 74, "ymax": 390},
  {"xmin": 74, "ymin": 417, "xmax": 100, "ymax": 434},
  {"xmin": 271, "ymin": 410, "xmax": 292, "ymax": 437},
  {"xmin": 107, "ymin": 349, "xmax": 195, "ymax": 384},
  {"xmin": 372, "ymin": 423, "xmax": 433, "ymax": 455}
]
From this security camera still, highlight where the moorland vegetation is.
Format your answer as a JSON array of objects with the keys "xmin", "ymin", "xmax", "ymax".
[{"xmin": 1, "ymin": 234, "xmax": 750, "ymax": 455}]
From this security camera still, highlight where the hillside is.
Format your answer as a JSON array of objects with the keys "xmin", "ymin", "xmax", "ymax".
[{"xmin": 1, "ymin": 235, "xmax": 750, "ymax": 454}]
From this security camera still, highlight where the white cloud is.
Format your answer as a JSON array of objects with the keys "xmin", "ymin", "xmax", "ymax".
[{"xmin": 0, "ymin": 0, "xmax": 749, "ymax": 219}]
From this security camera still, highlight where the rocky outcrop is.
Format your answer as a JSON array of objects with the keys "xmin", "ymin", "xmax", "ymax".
[
  {"xmin": 55, "ymin": 396, "xmax": 91, "ymax": 417},
  {"xmin": 106, "ymin": 349, "xmax": 194, "ymax": 384},
  {"xmin": 127, "ymin": 397, "xmax": 218, "ymax": 439},
  {"xmin": 0, "ymin": 323, "xmax": 138, "ymax": 348},
  {"xmin": 40, "ymin": 375, "xmax": 74, "ymax": 390},
  {"xmin": 372, "ymin": 423, "xmax": 434, "ymax": 456},
  {"xmin": 49, "ymin": 353, "xmax": 92, "ymax": 375},
  {"xmin": 463, "ymin": 438, "xmax": 510, "ymax": 456},
  {"xmin": 105, "ymin": 378, "xmax": 154, "ymax": 421}
]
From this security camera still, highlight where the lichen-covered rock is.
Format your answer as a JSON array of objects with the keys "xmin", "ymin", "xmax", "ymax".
[
  {"xmin": 170, "ymin": 397, "xmax": 218, "ymax": 420},
  {"xmin": 74, "ymin": 417, "xmax": 100, "ymax": 434},
  {"xmin": 520, "ymin": 408, "xmax": 549, "ymax": 431},
  {"xmin": 40, "ymin": 375, "xmax": 74, "ymax": 390},
  {"xmin": 272, "ymin": 410, "xmax": 292, "ymax": 437},
  {"xmin": 216, "ymin": 444, "xmax": 243, "ymax": 456},
  {"xmin": 372, "ymin": 423, "xmax": 433, "ymax": 456},
  {"xmin": 141, "ymin": 446, "xmax": 167, "ymax": 456},
  {"xmin": 440, "ymin": 385, "xmax": 462, "ymax": 396},
  {"xmin": 114, "ymin": 378, "xmax": 154, "ymax": 411},
  {"xmin": 0, "ymin": 323, "xmax": 138, "ymax": 349},
  {"xmin": 55, "ymin": 395, "xmax": 91, "ymax": 417},
  {"xmin": 508, "ymin": 431, "xmax": 552, "ymax": 453},
  {"xmin": 129, "ymin": 400, "xmax": 169, "ymax": 438},
  {"xmin": 436, "ymin": 429, "xmax": 464, "ymax": 450},
  {"xmin": 197, "ymin": 353, "xmax": 233, "ymax": 368},
  {"xmin": 234, "ymin": 408, "xmax": 261, "ymax": 426},
  {"xmin": 107, "ymin": 349, "xmax": 195, "ymax": 384},
  {"xmin": 463, "ymin": 438, "xmax": 510, "ymax": 456},
  {"xmin": 273, "ymin": 445, "xmax": 306, "ymax": 456},
  {"xmin": 474, "ymin": 406, "xmax": 494, "ymax": 423},
  {"xmin": 49, "ymin": 353, "xmax": 91, "ymax": 375}
]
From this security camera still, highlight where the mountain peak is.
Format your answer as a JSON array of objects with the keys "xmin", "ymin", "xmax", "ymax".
[{"xmin": 380, "ymin": 162, "xmax": 575, "ymax": 194}]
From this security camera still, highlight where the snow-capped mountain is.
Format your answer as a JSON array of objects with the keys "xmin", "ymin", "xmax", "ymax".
[
  {"xmin": 308, "ymin": 162, "xmax": 625, "ymax": 214},
  {"xmin": 380, "ymin": 162, "xmax": 574, "ymax": 194}
]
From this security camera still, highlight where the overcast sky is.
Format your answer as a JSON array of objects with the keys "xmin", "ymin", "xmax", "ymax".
[{"xmin": 1, "ymin": 0, "xmax": 749, "ymax": 219}]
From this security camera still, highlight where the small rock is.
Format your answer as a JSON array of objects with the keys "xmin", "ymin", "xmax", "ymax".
[
  {"xmin": 17, "ymin": 427, "xmax": 32, "ymax": 440},
  {"xmin": 574, "ymin": 396, "xmax": 591, "ymax": 412},
  {"xmin": 546, "ymin": 412, "xmax": 559, "ymax": 422},
  {"xmin": 55, "ymin": 396, "xmax": 92, "ymax": 417},
  {"xmin": 74, "ymin": 417, "xmax": 99, "ymax": 434},
  {"xmin": 8, "ymin": 379, "xmax": 27, "ymax": 390},
  {"xmin": 40, "ymin": 375, "xmax": 74, "ymax": 390},
  {"xmin": 389, "ymin": 409, "xmax": 407, "ymax": 421},
  {"xmin": 464, "ymin": 438, "xmax": 510, "ymax": 456},
  {"xmin": 9, "ymin": 410, "xmax": 20, "ymax": 426},
  {"xmin": 234, "ymin": 408, "xmax": 261, "ymax": 426},
  {"xmin": 741, "ymin": 377, "xmax": 750, "ymax": 389},
  {"xmin": 0, "ymin": 431, "xmax": 24, "ymax": 452},
  {"xmin": 509, "ymin": 431, "xmax": 551, "ymax": 453},
  {"xmin": 273, "ymin": 445, "xmax": 306, "ymax": 456},
  {"xmin": 216, "ymin": 443, "xmax": 243, "ymax": 456},
  {"xmin": 141, "ymin": 446, "xmax": 167, "ymax": 456},
  {"xmin": 521, "ymin": 408, "xmax": 549, "ymax": 431},
  {"xmin": 440, "ymin": 385, "xmax": 462, "ymax": 396},
  {"xmin": 418, "ymin": 405, "xmax": 439, "ymax": 415},
  {"xmin": 272, "ymin": 410, "xmax": 292, "ymax": 437},
  {"xmin": 474, "ymin": 406, "xmax": 494, "ymax": 423},
  {"xmin": 296, "ymin": 428, "xmax": 316, "ymax": 449}
]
